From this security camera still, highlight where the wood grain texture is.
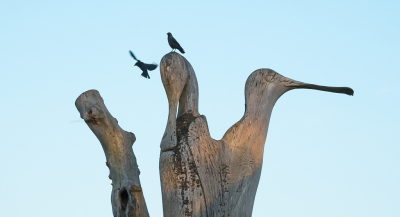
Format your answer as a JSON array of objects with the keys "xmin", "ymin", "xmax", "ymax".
[
  {"xmin": 76, "ymin": 90, "xmax": 149, "ymax": 217},
  {"xmin": 159, "ymin": 52, "xmax": 353, "ymax": 217}
]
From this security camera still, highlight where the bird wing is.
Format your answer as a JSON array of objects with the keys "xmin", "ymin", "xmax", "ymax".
[
  {"xmin": 170, "ymin": 37, "xmax": 182, "ymax": 47},
  {"xmin": 145, "ymin": 63, "xmax": 158, "ymax": 71},
  {"xmin": 129, "ymin": 50, "xmax": 138, "ymax": 61}
]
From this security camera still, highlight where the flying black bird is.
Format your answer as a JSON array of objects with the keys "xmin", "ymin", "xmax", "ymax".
[
  {"xmin": 167, "ymin": 32, "xmax": 185, "ymax": 54},
  {"xmin": 129, "ymin": 50, "xmax": 158, "ymax": 79}
]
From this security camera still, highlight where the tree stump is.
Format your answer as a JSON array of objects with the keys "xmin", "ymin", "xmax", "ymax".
[{"xmin": 76, "ymin": 90, "xmax": 149, "ymax": 217}]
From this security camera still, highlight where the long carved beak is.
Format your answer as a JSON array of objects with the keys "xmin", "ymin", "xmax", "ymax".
[
  {"xmin": 296, "ymin": 83, "xmax": 354, "ymax": 96},
  {"xmin": 277, "ymin": 73, "xmax": 354, "ymax": 96}
]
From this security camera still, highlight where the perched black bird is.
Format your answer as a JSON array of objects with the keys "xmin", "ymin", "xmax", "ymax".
[
  {"xmin": 129, "ymin": 50, "xmax": 158, "ymax": 79},
  {"xmin": 167, "ymin": 32, "xmax": 185, "ymax": 54}
]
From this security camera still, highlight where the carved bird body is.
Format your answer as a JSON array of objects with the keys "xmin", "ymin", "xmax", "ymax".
[
  {"xmin": 129, "ymin": 50, "xmax": 158, "ymax": 79},
  {"xmin": 167, "ymin": 32, "xmax": 185, "ymax": 54},
  {"xmin": 159, "ymin": 52, "xmax": 354, "ymax": 217}
]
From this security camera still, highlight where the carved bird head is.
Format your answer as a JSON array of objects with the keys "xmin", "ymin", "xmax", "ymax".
[
  {"xmin": 245, "ymin": 69, "xmax": 353, "ymax": 104},
  {"xmin": 243, "ymin": 68, "xmax": 353, "ymax": 116}
]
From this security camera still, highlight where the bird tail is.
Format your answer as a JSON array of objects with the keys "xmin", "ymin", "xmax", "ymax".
[
  {"xmin": 141, "ymin": 71, "xmax": 150, "ymax": 79},
  {"xmin": 178, "ymin": 48, "xmax": 185, "ymax": 54}
]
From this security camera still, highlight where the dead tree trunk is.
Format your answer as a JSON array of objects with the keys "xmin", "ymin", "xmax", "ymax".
[
  {"xmin": 75, "ymin": 90, "xmax": 149, "ymax": 217},
  {"xmin": 159, "ymin": 52, "xmax": 353, "ymax": 217}
]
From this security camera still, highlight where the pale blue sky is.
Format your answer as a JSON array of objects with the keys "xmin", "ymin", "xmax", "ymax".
[{"xmin": 0, "ymin": 1, "xmax": 399, "ymax": 216}]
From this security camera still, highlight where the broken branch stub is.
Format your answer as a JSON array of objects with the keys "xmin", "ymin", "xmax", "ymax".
[
  {"xmin": 159, "ymin": 52, "xmax": 353, "ymax": 217},
  {"xmin": 75, "ymin": 90, "xmax": 149, "ymax": 217}
]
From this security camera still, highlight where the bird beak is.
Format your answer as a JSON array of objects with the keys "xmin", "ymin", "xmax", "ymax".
[
  {"xmin": 257, "ymin": 70, "xmax": 354, "ymax": 96},
  {"xmin": 280, "ymin": 76, "xmax": 354, "ymax": 96},
  {"xmin": 295, "ymin": 83, "xmax": 354, "ymax": 95}
]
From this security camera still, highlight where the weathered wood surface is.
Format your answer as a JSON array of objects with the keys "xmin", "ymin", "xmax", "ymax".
[
  {"xmin": 159, "ymin": 52, "xmax": 353, "ymax": 217},
  {"xmin": 76, "ymin": 90, "xmax": 149, "ymax": 217}
]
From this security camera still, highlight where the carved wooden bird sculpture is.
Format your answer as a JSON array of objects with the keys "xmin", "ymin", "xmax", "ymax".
[
  {"xmin": 159, "ymin": 52, "xmax": 354, "ymax": 217},
  {"xmin": 167, "ymin": 32, "xmax": 185, "ymax": 54},
  {"xmin": 129, "ymin": 50, "xmax": 158, "ymax": 79}
]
